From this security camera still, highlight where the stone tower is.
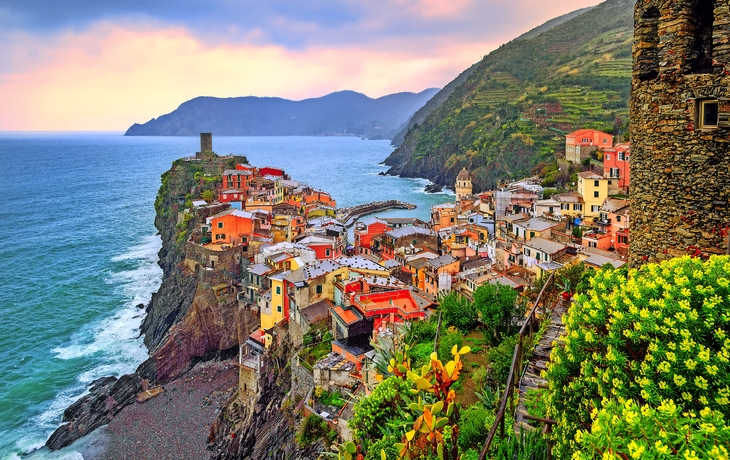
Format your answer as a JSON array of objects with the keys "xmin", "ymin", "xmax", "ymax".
[
  {"xmin": 455, "ymin": 168, "xmax": 472, "ymax": 201},
  {"xmin": 630, "ymin": 0, "xmax": 730, "ymax": 265},
  {"xmin": 197, "ymin": 132, "xmax": 213, "ymax": 158}
]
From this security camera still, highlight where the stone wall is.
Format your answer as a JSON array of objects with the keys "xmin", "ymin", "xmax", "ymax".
[
  {"xmin": 290, "ymin": 355, "xmax": 314, "ymax": 399},
  {"xmin": 630, "ymin": 0, "xmax": 730, "ymax": 265}
]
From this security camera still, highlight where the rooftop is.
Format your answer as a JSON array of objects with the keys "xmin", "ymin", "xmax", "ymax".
[
  {"xmin": 386, "ymin": 226, "xmax": 434, "ymax": 239},
  {"xmin": 285, "ymin": 259, "xmax": 342, "ymax": 283},
  {"xmin": 427, "ymin": 254, "xmax": 458, "ymax": 269},
  {"xmin": 524, "ymin": 237, "xmax": 567, "ymax": 255},
  {"xmin": 336, "ymin": 256, "xmax": 387, "ymax": 272}
]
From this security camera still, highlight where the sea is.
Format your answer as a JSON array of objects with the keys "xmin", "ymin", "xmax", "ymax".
[{"xmin": 0, "ymin": 133, "xmax": 452, "ymax": 459}]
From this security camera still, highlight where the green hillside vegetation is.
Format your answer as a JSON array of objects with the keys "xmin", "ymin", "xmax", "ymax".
[{"xmin": 384, "ymin": 0, "xmax": 635, "ymax": 192}]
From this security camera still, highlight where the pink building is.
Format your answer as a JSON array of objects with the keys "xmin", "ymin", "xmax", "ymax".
[
  {"xmin": 603, "ymin": 143, "xmax": 631, "ymax": 192},
  {"xmin": 565, "ymin": 129, "xmax": 613, "ymax": 164}
]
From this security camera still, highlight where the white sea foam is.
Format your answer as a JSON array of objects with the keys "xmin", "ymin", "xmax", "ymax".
[
  {"xmin": 40, "ymin": 235, "xmax": 161, "ymax": 457},
  {"xmin": 53, "ymin": 235, "xmax": 161, "ymax": 362}
]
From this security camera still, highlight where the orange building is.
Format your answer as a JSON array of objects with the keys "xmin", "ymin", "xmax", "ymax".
[
  {"xmin": 208, "ymin": 210, "xmax": 254, "ymax": 245},
  {"xmin": 353, "ymin": 218, "xmax": 391, "ymax": 256},
  {"xmin": 565, "ymin": 129, "xmax": 613, "ymax": 164},
  {"xmin": 431, "ymin": 203, "xmax": 457, "ymax": 232}
]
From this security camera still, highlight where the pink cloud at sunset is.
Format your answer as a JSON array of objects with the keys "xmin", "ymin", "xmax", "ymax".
[{"xmin": 0, "ymin": 0, "xmax": 601, "ymax": 131}]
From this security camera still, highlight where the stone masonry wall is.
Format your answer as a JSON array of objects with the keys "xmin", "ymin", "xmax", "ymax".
[{"xmin": 630, "ymin": 0, "xmax": 730, "ymax": 265}]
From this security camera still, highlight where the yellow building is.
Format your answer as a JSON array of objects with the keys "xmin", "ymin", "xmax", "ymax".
[{"xmin": 576, "ymin": 171, "xmax": 609, "ymax": 219}]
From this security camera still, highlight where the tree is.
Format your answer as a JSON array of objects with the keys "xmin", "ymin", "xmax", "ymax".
[
  {"xmin": 201, "ymin": 190, "xmax": 215, "ymax": 202},
  {"xmin": 473, "ymin": 283, "xmax": 519, "ymax": 343},
  {"xmin": 440, "ymin": 292, "xmax": 478, "ymax": 332}
]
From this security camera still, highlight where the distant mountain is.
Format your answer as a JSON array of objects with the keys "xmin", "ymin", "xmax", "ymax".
[
  {"xmin": 390, "ymin": 5, "xmax": 596, "ymax": 147},
  {"xmin": 385, "ymin": 0, "xmax": 634, "ymax": 192},
  {"xmin": 124, "ymin": 89, "xmax": 440, "ymax": 139}
]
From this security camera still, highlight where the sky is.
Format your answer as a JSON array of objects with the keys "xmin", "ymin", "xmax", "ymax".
[{"xmin": 0, "ymin": 0, "xmax": 601, "ymax": 131}]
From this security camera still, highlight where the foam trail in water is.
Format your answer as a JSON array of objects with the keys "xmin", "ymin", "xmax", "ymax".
[{"xmin": 26, "ymin": 235, "xmax": 162, "ymax": 459}]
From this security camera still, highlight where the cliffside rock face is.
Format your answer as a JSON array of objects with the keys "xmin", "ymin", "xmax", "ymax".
[
  {"xmin": 46, "ymin": 374, "xmax": 143, "ymax": 450},
  {"xmin": 209, "ymin": 334, "xmax": 322, "ymax": 460},
  {"xmin": 46, "ymin": 158, "xmax": 251, "ymax": 451}
]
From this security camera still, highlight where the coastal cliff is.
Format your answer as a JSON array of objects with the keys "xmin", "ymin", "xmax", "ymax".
[
  {"xmin": 46, "ymin": 157, "xmax": 255, "ymax": 451},
  {"xmin": 383, "ymin": 0, "xmax": 634, "ymax": 192}
]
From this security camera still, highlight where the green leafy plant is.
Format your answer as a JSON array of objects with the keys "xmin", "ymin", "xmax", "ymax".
[{"xmin": 473, "ymin": 283, "xmax": 520, "ymax": 344}]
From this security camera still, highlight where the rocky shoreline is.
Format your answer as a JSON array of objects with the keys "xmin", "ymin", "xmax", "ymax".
[{"xmin": 46, "ymin": 157, "xmax": 255, "ymax": 454}]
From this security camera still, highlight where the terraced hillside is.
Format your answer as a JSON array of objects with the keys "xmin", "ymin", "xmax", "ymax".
[{"xmin": 385, "ymin": 0, "xmax": 635, "ymax": 192}]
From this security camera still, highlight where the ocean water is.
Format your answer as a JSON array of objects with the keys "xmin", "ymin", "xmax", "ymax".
[{"xmin": 0, "ymin": 133, "xmax": 452, "ymax": 459}]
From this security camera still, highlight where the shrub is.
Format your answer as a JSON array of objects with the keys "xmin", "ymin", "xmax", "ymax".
[
  {"xmin": 438, "ymin": 327, "xmax": 464, "ymax": 364},
  {"xmin": 296, "ymin": 414, "xmax": 329, "ymax": 446},
  {"xmin": 473, "ymin": 283, "xmax": 520, "ymax": 344},
  {"xmin": 487, "ymin": 334, "xmax": 518, "ymax": 387},
  {"xmin": 458, "ymin": 406, "xmax": 494, "ymax": 451},
  {"xmin": 440, "ymin": 292, "xmax": 479, "ymax": 331},
  {"xmin": 472, "ymin": 366, "xmax": 488, "ymax": 393},
  {"xmin": 546, "ymin": 256, "xmax": 730, "ymax": 458},
  {"xmin": 405, "ymin": 318, "xmax": 438, "ymax": 343},
  {"xmin": 573, "ymin": 399, "xmax": 730, "ymax": 459},
  {"xmin": 350, "ymin": 376, "xmax": 413, "ymax": 448}
]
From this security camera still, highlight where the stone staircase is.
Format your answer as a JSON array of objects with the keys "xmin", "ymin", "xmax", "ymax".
[{"xmin": 513, "ymin": 297, "xmax": 569, "ymax": 433}]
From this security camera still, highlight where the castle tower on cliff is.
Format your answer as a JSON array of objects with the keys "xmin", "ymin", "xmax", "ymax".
[
  {"xmin": 196, "ymin": 133, "xmax": 213, "ymax": 159},
  {"xmin": 455, "ymin": 168, "xmax": 472, "ymax": 202},
  {"xmin": 630, "ymin": 0, "xmax": 730, "ymax": 265}
]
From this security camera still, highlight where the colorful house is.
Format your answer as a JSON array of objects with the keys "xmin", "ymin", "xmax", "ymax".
[
  {"xmin": 522, "ymin": 238, "xmax": 567, "ymax": 275},
  {"xmin": 576, "ymin": 171, "xmax": 609, "ymax": 219},
  {"xmin": 565, "ymin": 129, "xmax": 613, "ymax": 164},
  {"xmin": 423, "ymin": 254, "xmax": 460, "ymax": 295},
  {"xmin": 353, "ymin": 218, "xmax": 391, "ymax": 256},
  {"xmin": 431, "ymin": 203, "xmax": 457, "ymax": 232},
  {"xmin": 207, "ymin": 210, "xmax": 254, "ymax": 245},
  {"xmin": 603, "ymin": 142, "xmax": 631, "ymax": 192}
]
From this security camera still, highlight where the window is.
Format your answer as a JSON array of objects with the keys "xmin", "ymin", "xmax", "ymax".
[
  {"xmin": 276, "ymin": 286, "xmax": 281, "ymax": 295},
  {"xmin": 618, "ymin": 235, "xmax": 629, "ymax": 245},
  {"xmin": 603, "ymin": 138, "xmax": 608, "ymax": 144},
  {"xmin": 698, "ymin": 99, "xmax": 719, "ymax": 129},
  {"xmin": 605, "ymin": 154, "xmax": 611, "ymax": 160},
  {"xmin": 217, "ymin": 222, "xmax": 224, "ymax": 228},
  {"xmin": 561, "ymin": 204, "xmax": 570, "ymax": 210},
  {"xmin": 607, "ymin": 180, "xmax": 612, "ymax": 186},
  {"xmin": 316, "ymin": 285, "xmax": 323, "ymax": 294},
  {"xmin": 592, "ymin": 205, "xmax": 600, "ymax": 212},
  {"xmin": 618, "ymin": 152, "xmax": 625, "ymax": 161},
  {"xmin": 589, "ymin": 241, "xmax": 597, "ymax": 248},
  {"xmin": 277, "ymin": 305, "xmax": 282, "ymax": 313},
  {"xmin": 530, "ymin": 231, "xmax": 535, "ymax": 238},
  {"xmin": 524, "ymin": 248, "xmax": 531, "ymax": 257},
  {"xmin": 610, "ymin": 168, "xmax": 619, "ymax": 178},
  {"xmin": 616, "ymin": 215, "xmax": 622, "ymax": 222},
  {"xmin": 594, "ymin": 180, "xmax": 600, "ymax": 187},
  {"xmin": 594, "ymin": 191, "xmax": 600, "ymax": 198},
  {"xmin": 536, "ymin": 252, "xmax": 541, "ymax": 261},
  {"xmin": 325, "ymin": 249, "xmax": 331, "ymax": 257},
  {"xmin": 625, "ymin": 156, "xmax": 630, "ymax": 162},
  {"xmin": 215, "ymin": 234, "xmax": 225, "ymax": 240},
  {"xmin": 573, "ymin": 204, "xmax": 583, "ymax": 211}
]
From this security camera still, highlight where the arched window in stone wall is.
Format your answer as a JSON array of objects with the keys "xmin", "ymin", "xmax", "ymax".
[
  {"xmin": 688, "ymin": 0, "xmax": 715, "ymax": 74},
  {"xmin": 635, "ymin": 6, "xmax": 660, "ymax": 81}
]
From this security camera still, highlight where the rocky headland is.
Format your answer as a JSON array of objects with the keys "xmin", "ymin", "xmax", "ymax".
[{"xmin": 46, "ymin": 156, "xmax": 305, "ymax": 458}]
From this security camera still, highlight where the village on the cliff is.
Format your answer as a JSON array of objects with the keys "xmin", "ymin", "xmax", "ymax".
[{"xmin": 177, "ymin": 129, "xmax": 630, "ymax": 428}]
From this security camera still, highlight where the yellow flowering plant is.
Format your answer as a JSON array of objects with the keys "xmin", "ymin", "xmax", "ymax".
[{"xmin": 544, "ymin": 256, "xmax": 730, "ymax": 458}]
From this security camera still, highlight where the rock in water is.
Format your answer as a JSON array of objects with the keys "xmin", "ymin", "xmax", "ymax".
[{"xmin": 424, "ymin": 183, "xmax": 442, "ymax": 193}]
